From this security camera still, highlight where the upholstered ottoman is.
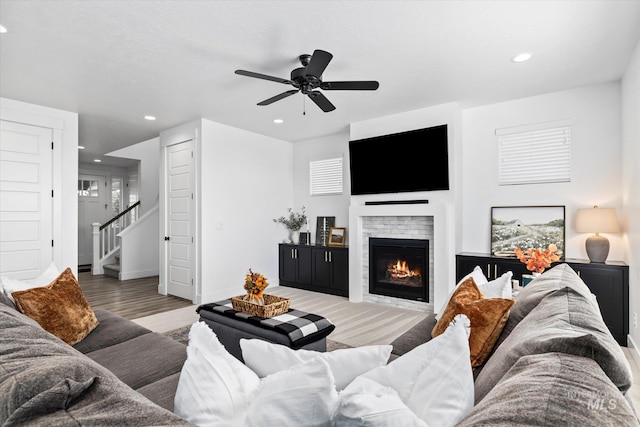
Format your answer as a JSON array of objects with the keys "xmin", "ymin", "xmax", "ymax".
[{"xmin": 196, "ymin": 299, "xmax": 335, "ymax": 361}]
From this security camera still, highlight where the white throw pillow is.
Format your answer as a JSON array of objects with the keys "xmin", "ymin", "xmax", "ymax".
[
  {"xmin": 435, "ymin": 265, "xmax": 487, "ymax": 320},
  {"xmin": 334, "ymin": 376, "xmax": 427, "ymax": 426},
  {"xmin": 1, "ymin": 262, "xmax": 60, "ymax": 303},
  {"xmin": 436, "ymin": 268, "xmax": 513, "ymax": 320},
  {"xmin": 174, "ymin": 321, "xmax": 339, "ymax": 427},
  {"xmin": 245, "ymin": 357, "xmax": 338, "ymax": 427},
  {"xmin": 360, "ymin": 314, "xmax": 474, "ymax": 427},
  {"xmin": 174, "ymin": 321, "xmax": 260, "ymax": 427},
  {"xmin": 240, "ymin": 338, "xmax": 392, "ymax": 390}
]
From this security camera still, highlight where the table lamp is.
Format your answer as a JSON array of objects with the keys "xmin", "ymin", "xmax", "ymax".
[{"xmin": 575, "ymin": 205, "xmax": 620, "ymax": 263}]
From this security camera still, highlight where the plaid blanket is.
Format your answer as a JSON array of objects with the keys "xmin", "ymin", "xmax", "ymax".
[{"xmin": 197, "ymin": 299, "xmax": 335, "ymax": 346}]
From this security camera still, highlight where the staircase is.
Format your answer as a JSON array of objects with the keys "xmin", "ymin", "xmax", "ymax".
[
  {"xmin": 92, "ymin": 201, "xmax": 159, "ymax": 280},
  {"xmin": 103, "ymin": 255, "xmax": 120, "ymax": 279}
]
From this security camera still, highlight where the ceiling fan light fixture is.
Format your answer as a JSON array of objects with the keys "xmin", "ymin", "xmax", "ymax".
[{"xmin": 511, "ymin": 52, "xmax": 532, "ymax": 63}]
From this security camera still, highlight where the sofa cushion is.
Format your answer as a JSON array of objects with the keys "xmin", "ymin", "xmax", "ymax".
[
  {"xmin": 73, "ymin": 309, "xmax": 151, "ymax": 354},
  {"xmin": 432, "ymin": 277, "xmax": 514, "ymax": 367},
  {"xmin": 495, "ymin": 263, "xmax": 595, "ymax": 349},
  {"xmin": 12, "ymin": 268, "xmax": 99, "ymax": 345},
  {"xmin": 85, "ymin": 332, "xmax": 187, "ymax": 390},
  {"xmin": 474, "ymin": 287, "xmax": 632, "ymax": 403},
  {"xmin": 458, "ymin": 353, "xmax": 639, "ymax": 427},
  {"xmin": 136, "ymin": 371, "xmax": 182, "ymax": 412}
]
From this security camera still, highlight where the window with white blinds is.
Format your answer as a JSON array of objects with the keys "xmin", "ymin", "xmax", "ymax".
[
  {"xmin": 310, "ymin": 157, "xmax": 343, "ymax": 195},
  {"xmin": 497, "ymin": 121, "xmax": 571, "ymax": 185}
]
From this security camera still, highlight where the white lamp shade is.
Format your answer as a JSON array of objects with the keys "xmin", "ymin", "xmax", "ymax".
[{"xmin": 575, "ymin": 206, "xmax": 620, "ymax": 233}]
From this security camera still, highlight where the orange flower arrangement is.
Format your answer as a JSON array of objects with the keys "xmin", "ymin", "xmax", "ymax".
[
  {"xmin": 514, "ymin": 244, "xmax": 562, "ymax": 274},
  {"xmin": 243, "ymin": 268, "xmax": 269, "ymax": 304}
]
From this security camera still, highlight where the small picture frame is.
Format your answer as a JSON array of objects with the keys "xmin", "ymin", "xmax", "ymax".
[
  {"xmin": 316, "ymin": 216, "xmax": 336, "ymax": 246},
  {"xmin": 299, "ymin": 231, "xmax": 310, "ymax": 245},
  {"xmin": 328, "ymin": 227, "xmax": 346, "ymax": 247}
]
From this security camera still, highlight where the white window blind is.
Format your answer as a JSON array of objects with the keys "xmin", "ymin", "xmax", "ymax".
[
  {"xmin": 497, "ymin": 122, "xmax": 571, "ymax": 185},
  {"xmin": 310, "ymin": 157, "xmax": 343, "ymax": 195}
]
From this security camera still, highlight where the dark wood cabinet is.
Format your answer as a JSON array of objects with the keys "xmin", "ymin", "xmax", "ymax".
[
  {"xmin": 279, "ymin": 244, "xmax": 348, "ymax": 297},
  {"xmin": 279, "ymin": 244, "xmax": 312, "ymax": 285},
  {"xmin": 456, "ymin": 253, "xmax": 629, "ymax": 346}
]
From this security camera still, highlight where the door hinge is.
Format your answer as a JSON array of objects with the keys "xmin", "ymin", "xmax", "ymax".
[
  {"xmin": 51, "ymin": 190, "xmax": 54, "ymax": 197},
  {"xmin": 51, "ymin": 240, "xmax": 54, "ymax": 247},
  {"xmin": 51, "ymin": 142, "xmax": 54, "ymax": 150},
  {"xmin": 191, "ymin": 278, "xmax": 194, "ymax": 285},
  {"xmin": 192, "ymin": 236, "xmax": 194, "ymax": 243},
  {"xmin": 191, "ymin": 193, "xmax": 194, "ymax": 199}
]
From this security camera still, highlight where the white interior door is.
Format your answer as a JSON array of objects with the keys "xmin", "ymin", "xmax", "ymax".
[
  {"xmin": 0, "ymin": 120, "xmax": 53, "ymax": 279},
  {"xmin": 165, "ymin": 140, "xmax": 194, "ymax": 300},
  {"xmin": 77, "ymin": 174, "xmax": 108, "ymax": 266}
]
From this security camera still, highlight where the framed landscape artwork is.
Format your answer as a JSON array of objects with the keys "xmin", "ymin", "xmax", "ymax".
[
  {"xmin": 328, "ymin": 227, "xmax": 346, "ymax": 247},
  {"xmin": 491, "ymin": 206, "xmax": 565, "ymax": 257}
]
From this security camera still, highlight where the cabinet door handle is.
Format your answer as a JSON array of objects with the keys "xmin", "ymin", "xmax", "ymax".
[
  {"xmin": 291, "ymin": 249, "xmax": 294, "ymax": 259},
  {"xmin": 487, "ymin": 264, "xmax": 491, "ymax": 279},
  {"xmin": 494, "ymin": 265, "xmax": 498, "ymax": 279},
  {"xmin": 577, "ymin": 270, "xmax": 581, "ymax": 277},
  {"xmin": 295, "ymin": 249, "xmax": 298, "ymax": 259},
  {"xmin": 324, "ymin": 251, "xmax": 328, "ymax": 262},
  {"xmin": 329, "ymin": 251, "xmax": 332, "ymax": 263}
]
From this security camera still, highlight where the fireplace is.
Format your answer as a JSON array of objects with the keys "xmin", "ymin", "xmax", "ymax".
[{"xmin": 369, "ymin": 237, "xmax": 429, "ymax": 302}]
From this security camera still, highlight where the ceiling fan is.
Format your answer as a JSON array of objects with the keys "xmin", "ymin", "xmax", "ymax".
[{"xmin": 235, "ymin": 49, "xmax": 379, "ymax": 112}]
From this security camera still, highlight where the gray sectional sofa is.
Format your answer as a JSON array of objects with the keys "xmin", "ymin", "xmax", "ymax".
[{"xmin": 1, "ymin": 263, "xmax": 638, "ymax": 426}]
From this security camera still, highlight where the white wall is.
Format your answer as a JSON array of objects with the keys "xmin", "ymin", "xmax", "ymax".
[
  {"xmin": 198, "ymin": 120, "xmax": 293, "ymax": 303},
  {"xmin": 461, "ymin": 83, "xmax": 624, "ymax": 261},
  {"xmin": 0, "ymin": 97, "xmax": 78, "ymax": 276},
  {"xmin": 292, "ymin": 131, "xmax": 351, "ymax": 243},
  {"xmin": 622, "ymin": 39, "xmax": 640, "ymax": 351},
  {"xmin": 108, "ymin": 137, "xmax": 160, "ymax": 215}
]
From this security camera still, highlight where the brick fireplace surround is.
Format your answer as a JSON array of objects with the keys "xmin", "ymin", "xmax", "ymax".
[{"xmin": 348, "ymin": 202, "xmax": 455, "ymax": 313}]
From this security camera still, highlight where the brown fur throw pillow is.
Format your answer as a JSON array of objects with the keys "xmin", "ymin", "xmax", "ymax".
[
  {"xmin": 432, "ymin": 277, "xmax": 514, "ymax": 367},
  {"xmin": 12, "ymin": 267, "xmax": 99, "ymax": 345}
]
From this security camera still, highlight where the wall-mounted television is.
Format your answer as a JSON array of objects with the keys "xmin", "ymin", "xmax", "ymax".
[{"xmin": 348, "ymin": 124, "xmax": 449, "ymax": 196}]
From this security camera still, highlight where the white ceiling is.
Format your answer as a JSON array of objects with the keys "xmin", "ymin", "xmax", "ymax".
[{"xmin": 1, "ymin": 1, "xmax": 639, "ymax": 166}]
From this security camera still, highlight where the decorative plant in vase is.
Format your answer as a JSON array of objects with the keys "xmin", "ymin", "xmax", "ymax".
[
  {"xmin": 243, "ymin": 268, "xmax": 269, "ymax": 305},
  {"xmin": 514, "ymin": 244, "xmax": 563, "ymax": 275},
  {"xmin": 273, "ymin": 206, "xmax": 307, "ymax": 244}
]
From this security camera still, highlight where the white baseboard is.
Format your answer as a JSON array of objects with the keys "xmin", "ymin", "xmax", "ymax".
[
  {"xmin": 119, "ymin": 269, "xmax": 159, "ymax": 281},
  {"xmin": 628, "ymin": 335, "xmax": 640, "ymax": 369}
]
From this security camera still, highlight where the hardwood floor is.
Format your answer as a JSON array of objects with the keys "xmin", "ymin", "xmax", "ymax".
[{"xmin": 78, "ymin": 272, "xmax": 192, "ymax": 320}]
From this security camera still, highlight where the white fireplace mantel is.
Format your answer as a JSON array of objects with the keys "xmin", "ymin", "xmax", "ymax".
[{"xmin": 348, "ymin": 202, "xmax": 455, "ymax": 312}]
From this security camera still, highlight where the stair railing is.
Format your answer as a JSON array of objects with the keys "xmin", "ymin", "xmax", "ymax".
[{"xmin": 92, "ymin": 201, "xmax": 141, "ymax": 274}]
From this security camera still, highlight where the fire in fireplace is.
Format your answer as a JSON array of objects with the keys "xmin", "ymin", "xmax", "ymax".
[{"xmin": 369, "ymin": 237, "xmax": 429, "ymax": 302}]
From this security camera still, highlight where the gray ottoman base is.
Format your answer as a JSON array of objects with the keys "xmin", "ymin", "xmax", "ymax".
[{"xmin": 198, "ymin": 309, "xmax": 327, "ymax": 362}]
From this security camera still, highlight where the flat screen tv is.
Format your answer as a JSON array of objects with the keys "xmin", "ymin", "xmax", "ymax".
[{"xmin": 348, "ymin": 124, "xmax": 449, "ymax": 195}]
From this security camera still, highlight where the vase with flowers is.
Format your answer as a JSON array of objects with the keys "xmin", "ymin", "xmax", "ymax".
[
  {"xmin": 243, "ymin": 268, "xmax": 269, "ymax": 305},
  {"xmin": 273, "ymin": 206, "xmax": 307, "ymax": 244},
  {"xmin": 514, "ymin": 244, "xmax": 563, "ymax": 276}
]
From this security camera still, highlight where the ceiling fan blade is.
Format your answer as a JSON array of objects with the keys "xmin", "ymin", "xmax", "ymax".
[
  {"xmin": 308, "ymin": 91, "xmax": 336, "ymax": 112},
  {"xmin": 304, "ymin": 50, "xmax": 333, "ymax": 77},
  {"xmin": 257, "ymin": 90, "xmax": 299, "ymax": 106},
  {"xmin": 320, "ymin": 81, "xmax": 379, "ymax": 90},
  {"xmin": 235, "ymin": 70, "xmax": 291, "ymax": 85}
]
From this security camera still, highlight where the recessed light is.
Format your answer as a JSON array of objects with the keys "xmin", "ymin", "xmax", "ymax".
[
  {"xmin": 273, "ymin": 119, "xmax": 284, "ymax": 124},
  {"xmin": 0, "ymin": 25, "xmax": 7, "ymax": 34},
  {"xmin": 77, "ymin": 145, "xmax": 85, "ymax": 150},
  {"xmin": 512, "ymin": 52, "xmax": 532, "ymax": 63},
  {"xmin": 144, "ymin": 115, "xmax": 156, "ymax": 121},
  {"xmin": 93, "ymin": 159, "xmax": 102, "ymax": 163}
]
